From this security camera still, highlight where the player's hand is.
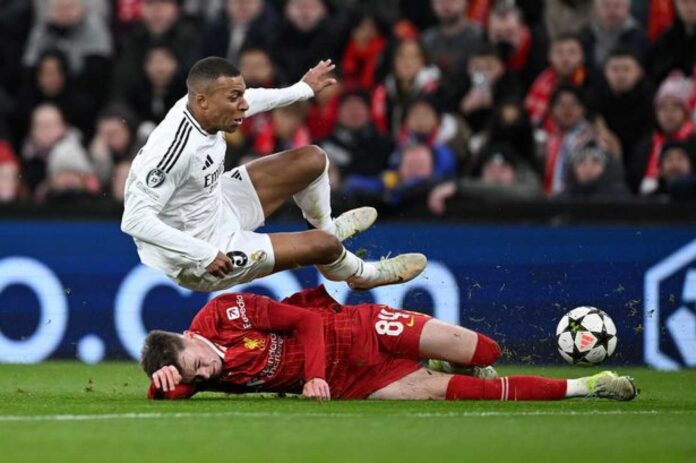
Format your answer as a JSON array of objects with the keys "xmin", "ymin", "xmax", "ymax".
[
  {"xmin": 206, "ymin": 251, "xmax": 234, "ymax": 278},
  {"xmin": 152, "ymin": 365, "xmax": 182, "ymax": 392},
  {"xmin": 303, "ymin": 378, "xmax": 331, "ymax": 401},
  {"xmin": 301, "ymin": 59, "xmax": 337, "ymax": 95}
]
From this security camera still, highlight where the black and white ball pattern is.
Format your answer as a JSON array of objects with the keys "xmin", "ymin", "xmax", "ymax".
[{"xmin": 556, "ymin": 306, "xmax": 617, "ymax": 365}]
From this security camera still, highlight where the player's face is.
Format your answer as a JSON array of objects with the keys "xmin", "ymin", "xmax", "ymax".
[
  {"xmin": 204, "ymin": 75, "xmax": 249, "ymax": 132},
  {"xmin": 177, "ymin": 337, "xmax": 223, "ymax": 384}
]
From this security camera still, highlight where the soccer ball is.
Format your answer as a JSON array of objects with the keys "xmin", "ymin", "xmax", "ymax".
[{"xmin": 556, "ymin": 306, "xmax": 617, "ymax": 365}]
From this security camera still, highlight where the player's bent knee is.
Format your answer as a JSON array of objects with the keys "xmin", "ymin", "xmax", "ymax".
[
  {"xmin": 299, "ymin": 145, "xmax": 328, "ymax": 177},
  {"xmin": 310, "ymin": 231, "xmax": 342, "ymax": 263},
  {"xmin": 469, "ymin": 333, "xmax": 502, "ymax": 367}
]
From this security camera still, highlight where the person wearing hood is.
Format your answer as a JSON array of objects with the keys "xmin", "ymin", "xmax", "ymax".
[
  {"xmin": 579, "ymin": 0, "xmax": 648, "ymax": 74},
  {"xmin": 22, "ymin": 0, "xmax": 112, "ymax": 104},
  {"xmin": 630, "ymin": 71, "xmax": 695, "ymax": 195},
  {"xmin": 586, "ymin": 46, "xmax": 653, "ymax": 162},
  {"xmin": 555, "ymin": 140, "xmax": 630, "ymax": 200}
]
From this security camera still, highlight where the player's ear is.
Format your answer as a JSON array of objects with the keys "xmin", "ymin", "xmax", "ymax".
[
  {"xmin": 182, "ymin": 331, "xmax": 195, "ymax": 339},
  {"xmin": 195, "ymin": 92, "xmax": 208, "ymax": 110}
]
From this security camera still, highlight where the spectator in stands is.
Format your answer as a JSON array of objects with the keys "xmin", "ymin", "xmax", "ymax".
[
  {"xmin": 631, "ymin": 72, "xmax": 695, "ymax": 195},
  {"xmin": 650, "ymin": 0, "xmax": 696, "ymax": 83},
  {"xmin": 544, "ymin": 86, "xmax": 596, "ymax": 195},
  {"xmin": 427, "ymin": 142, "xmax": 542, "ymax": 214},
  {"xmin": 422, "ymin": 0, "xmax": 484, "ymax": 103},
  {"xmin": 194, "ymin": 0, "xmax": 278, "ymax": 65},
  {"xmin": 525, "ymin": 34, "xmax": 587, "ymax": 128},
  {"xmin": 112, "ymin": 0, "xmax": 198, "ymax": 101},
  {"xmin": 271, "ymin": 0, "xmax": 342, "ymax": 84},
  {"xmin": 478, "ymin": 98, "xmax": 540, "ymax": 174},
  {"xmin": 586, "ymin": 46, "xmax": 653, "ymax": 163},
  {"xmin": 544, "ymin": 0, "xmax": 594, "ymax": 39},
  {"xmin": 42, "ymin": 135, "xmax": 99, "ymax": 203},
  {"xmin": 22, "ymin": 0, "xmax": 112, "ymax": 104},
  {"xmin": 458, "ymin": 43, "xmax": 520, "ymax": 134},
  {"xmin": 14, "ymin": 49, "xmax": 93, "ymax": 144},
  {"xmin": 556, "ymin": 140, "xmax": 630, "ymax": 200},
  {"xmin": 21, "ymin": 104, "xmax": 93, "ymax": 193},
  {"xmin": 239, "ymin": 46, "xmax": 278, "ymax": 88},
  {"xmin": 124, "ymin": 45, "xmax": 186, "ymax": 124},
  {"xmin": 89, "ymin": 105, "xmax": 139, "ymax": 184},
  {"xmin": 371, "ymin": 39, "xmax": 441, "ymax": 136},
  {"xmin": 580, "ymin": 0, "xmax": 648, "ymax": 73},
  {"xmin": 110, "ymin": 158, "xmax": 132, "ymax": 202},
  {"xmin": 397, "ymin": 95, "xmax": 467, "ymax": 175},
  {"xmin": 0, "ymin": 139, "xmax": 22, "ymax": 203},
  {"xmin": 0, "ymin": 0, "xmax": 33, "ymax": 93},
  {"xmin": 486, "ymin": 1, "xmax": 548, "ymax": 90},
  {"xmin": 251, "ymin": 103, "xmax": 311, "ymax": 155},
  {"xmin": 320, "ymin": 89, "xmax": 392, "ymax": 181},
  {"xmin": 341, "ymin": 14, "xmax": 387, "ymax": 92},
  {"xmin": 655, "ymin": 140, "xmax": 696, "ymax": 201}
]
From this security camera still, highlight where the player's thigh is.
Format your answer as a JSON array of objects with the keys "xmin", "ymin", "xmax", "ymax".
[
  {"xmin": 269, "ymin": 230, "xmax": 342, "ymax": 271},
  {"xmin": 369, "ymin": 305, "xmax": 432, "ymax": 359},
  {"xmin": 244, "ymin": 145, "xmax": 327, "ymax": 217},
  {"xmin": 419, "ymin": 319, "xmax": 479, "ymax": 365},
  {"xmin": 368, "ymin": 368, "xmax": 452, "ymax": 400}
]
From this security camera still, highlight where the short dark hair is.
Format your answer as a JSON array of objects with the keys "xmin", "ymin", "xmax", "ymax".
[
  {"xmin": 550, "ymin": 84, "xmax": 584, "ymax": 108},
  {"xmin": 186, "ymin": 57, "xmax": 241, "ymax": 92},
  {"xmin": 140, "ymin": 330, "xmax": 185, "ymax": 376},
  {"xmin": 605, "ymin": 45, "xmax": 643, "ymax": 67},
  {"xmin": 490, "ymin": 0, "xmax": 522, "ymax": 19},
  {"xmin": 471, "ymin": 42, "xmax": 503, "ymax": 60},
  {"xmin": 553, "ymin": 32, "xmax": 582, "ymax": 47}
]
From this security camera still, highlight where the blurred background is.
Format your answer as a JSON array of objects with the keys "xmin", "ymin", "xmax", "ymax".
[{"xmin": 0, "ymin": 0, "xmax": 694, "ymax": 370}]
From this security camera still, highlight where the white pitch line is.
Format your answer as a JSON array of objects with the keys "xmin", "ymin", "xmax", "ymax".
[{"xmin": 0, "ymin": 409, "xmax": 690, "ymax": 422}]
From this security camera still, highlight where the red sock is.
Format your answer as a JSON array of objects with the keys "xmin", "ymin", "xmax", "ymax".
[
  {"xmin": 468, "ymin": 333, "xmax": 501, "ymax": 366},
  {"xmin": 445, "ymin": 375, "xmax": 568, "ymax": 401}
]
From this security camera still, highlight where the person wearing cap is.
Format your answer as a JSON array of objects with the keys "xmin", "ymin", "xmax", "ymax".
[
  {"xmin": 630, "ymin": 71, "xmax": 695, "ymax": 195},
  {"xmin": 427, "ymin": 143, "xmax": 542, "ymax": 215},
  {"xmin": 555, "ymin": 140, "xmax": 630, "ymax": 200}
]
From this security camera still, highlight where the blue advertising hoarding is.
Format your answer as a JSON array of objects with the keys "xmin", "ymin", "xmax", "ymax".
[{"xmin": 0, "ymin": 221, "xmax": 694, "ymax": 369}]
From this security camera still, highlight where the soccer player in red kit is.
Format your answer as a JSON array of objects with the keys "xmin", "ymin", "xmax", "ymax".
[{"xmin": 141, "ymin": 286, "xmax": 637, "ymax": 402}]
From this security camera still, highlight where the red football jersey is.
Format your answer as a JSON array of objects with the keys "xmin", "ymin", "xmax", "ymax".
[{"xmin": 148, "ymin": 286, "xmax": 427, "ymax": 400}]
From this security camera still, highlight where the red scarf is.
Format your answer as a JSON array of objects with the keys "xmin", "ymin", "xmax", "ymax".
[
  {"xmin": 647, "ymin": 0, "xmax": 675, "ymax": 43},
  {"xmin": 525, "ymin": 67, "xmax": 586, "ymax": 128},
  {"xmin": 507, "ymin": 26, "xmax": 532, "ymax": 72},
  {"xmin": 644, "ymin": 121, "xmax": 695, "ymax": 180},
  {"xmin": 468, "ymin": 0, "xmax": 492, "ymax": 26},
  {"xmin": 341, "ymin": 36, "xmax": 386, "ymax": 91},
  {"xmin": 253, "ymin": 124, "xmax": 311, "ymax": 155}
]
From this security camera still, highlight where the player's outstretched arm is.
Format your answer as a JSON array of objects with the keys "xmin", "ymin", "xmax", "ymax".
[
  {"xmin": 147, "ymin": 365, "xmax": 197, "ymax": 400},
  {"xmin": 243, "ymin": 59, "xmax": 337, "ymax": 118}
]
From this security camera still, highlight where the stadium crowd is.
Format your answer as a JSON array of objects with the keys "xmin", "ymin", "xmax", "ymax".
[{"xmin": 1, "ymin": 0, "xmax": 696, "ymax": 212}]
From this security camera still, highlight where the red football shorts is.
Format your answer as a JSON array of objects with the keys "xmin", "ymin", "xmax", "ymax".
[{"xmin": 332, "ymin": 304, "xmax": 431, "ymax": 399}]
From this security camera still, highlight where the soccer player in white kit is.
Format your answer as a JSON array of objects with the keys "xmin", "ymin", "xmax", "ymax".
[{"xmin": 121, "ymin": 57, "xmax": 427, "ymax": 292}]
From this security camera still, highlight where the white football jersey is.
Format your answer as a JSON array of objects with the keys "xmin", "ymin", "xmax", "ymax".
[{"xmin": 121, "ymin": 82, "xmax": 314, "ymax": 278}]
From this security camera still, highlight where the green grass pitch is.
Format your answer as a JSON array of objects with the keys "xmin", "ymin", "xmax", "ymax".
[{"xmin": 0, "ymin": 362, "xmax": 694, "ymax": 463}]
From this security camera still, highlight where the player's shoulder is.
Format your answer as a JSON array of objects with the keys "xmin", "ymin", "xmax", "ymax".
[{"xmin": 136, "ymin": 98, "xmax": 210, "ymax": 169}]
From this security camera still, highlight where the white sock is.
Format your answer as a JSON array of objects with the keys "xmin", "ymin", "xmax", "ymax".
[
  {"xmin": 317, "ymin": 248, "xmax": 379, "ymax": 282},
  {"xmin": 565, "ymin": 378, "xmax": 590, "ymax": 397},
  {"xmin": 293, "ymin": 155, "xmax": 335, "ymax": 235}
]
